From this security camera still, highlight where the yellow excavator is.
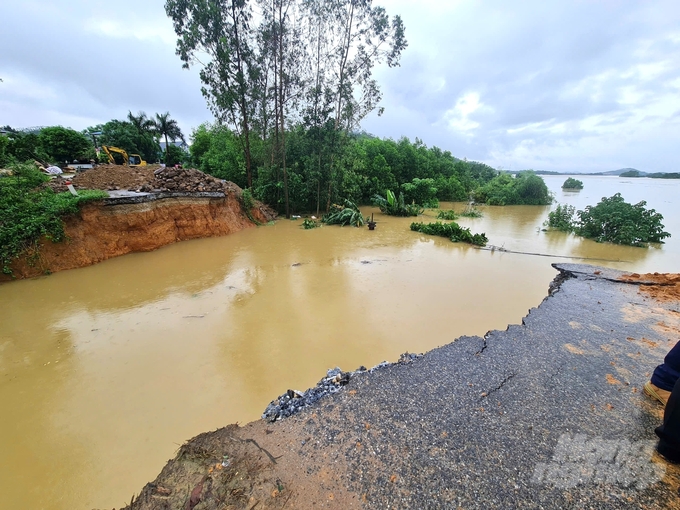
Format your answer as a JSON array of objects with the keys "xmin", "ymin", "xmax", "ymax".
[{"xmin": 102, "ymin": 145, "xmax": 147, "ymax": 167}]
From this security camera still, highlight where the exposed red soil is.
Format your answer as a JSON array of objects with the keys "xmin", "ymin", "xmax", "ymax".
[
  {"xmin": 5, "ymin": 165, "xmax": 277, "ymax": 281},
  {"xmin": 4, "ymin": 195, "xmax": 272, "ymax": 280},
  {"xmin": 121, "ymin": 411, "xmax": 360, "ymax": 510},
  {"xmin": 619, "ymin": 272, "xmax": 680, "ymax": 303}
]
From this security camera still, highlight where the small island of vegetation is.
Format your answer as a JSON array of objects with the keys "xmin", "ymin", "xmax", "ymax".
[
  {"xmin": 546, "ymin": 193, "xmax": 670, "ymax": 246},
  {"xmin": 410, "ymin": 221, "xmax": 488, "ymax": 246},
  {"xmin": 562, "ymin": 177, "xmax": 583, "ymax": 190}
]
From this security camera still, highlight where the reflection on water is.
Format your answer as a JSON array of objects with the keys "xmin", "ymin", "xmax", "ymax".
[{"xmin": 0, "ymin": 176, "xmax": 678, "ymax": 509}]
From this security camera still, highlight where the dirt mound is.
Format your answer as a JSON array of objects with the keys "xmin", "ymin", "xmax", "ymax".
[
  {"xmin": 122, "ymin": 425, "xmax": 301, "ymax": 510},
  {"xmin": 74, "ymin": 164, "xmax": 160, "ymax": 190},
  {"xmin": 45, "ymin": 165, "xmax": 159, "ymax": 193},
  {"xmin": 140, "ymin": 167, "xmax": 231, "ymax": 194},
  {"xmin": 45, "ymin": 165, "xmax": 243, "ymax": 196},
  {"xmin": 619, "ymin": 272, "xmax": 680, "ymax": 303}
]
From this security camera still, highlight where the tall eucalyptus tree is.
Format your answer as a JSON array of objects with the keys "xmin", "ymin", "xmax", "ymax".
[
  {"xmin": 258, "ymin": 0, "xmax": 305, "ymax": 217},
  {"xmin": 165, "ymin": 0, "xmax": 259, "ymax": 187},
  {"xmin": 301, "ymin": 0, "xmax": 407, "ymax": 211}
]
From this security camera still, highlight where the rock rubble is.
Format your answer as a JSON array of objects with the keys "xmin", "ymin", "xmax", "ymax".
[{"xmin": 262, "ymin": 352, "xmax": 423, "ymax": 422}]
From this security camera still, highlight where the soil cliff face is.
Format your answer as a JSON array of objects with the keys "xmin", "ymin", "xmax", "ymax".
[{"xmin": 5, "ymin": 195, "xmax": 270, "ymax": 280}]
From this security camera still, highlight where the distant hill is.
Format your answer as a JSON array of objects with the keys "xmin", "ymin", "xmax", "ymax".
[
  {"xmin": 591, "ymin": 168, "xmax": 644, "ymax": 176},
  {"xmin": 497, "ymin": 167, "xmax": 678, "ymax": 178},
  {"xmin": 511, "ymin": 168, "xmax": 644, "ymax": 176}
]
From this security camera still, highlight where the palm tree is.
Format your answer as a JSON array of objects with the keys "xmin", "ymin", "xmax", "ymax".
[
  {"xmin": 154, "ymin": 112, "xmax": 185, "ymax": 163},
  {"xmin": 127, "ymin": 111, "xmax": 155, "ymax": 134}
]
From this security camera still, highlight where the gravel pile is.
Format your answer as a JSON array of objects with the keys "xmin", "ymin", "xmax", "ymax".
[
  {"xmin": 44, "ymin": 165, "xmax": 245, "ymax": 196},
  {"xmin": 262, "ymin": 352, "xmax": 423, "ymax": 422},
  {"xmin": 140, "ymin": 167, "xmax": 229, "ymax": 194}
]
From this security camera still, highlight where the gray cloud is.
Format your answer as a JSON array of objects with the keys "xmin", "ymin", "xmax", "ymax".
[{"xmin": 2, "ymin": 0, "xmax": 680, "ymax": 172}]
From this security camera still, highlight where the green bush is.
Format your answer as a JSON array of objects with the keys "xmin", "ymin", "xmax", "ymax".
[
  {"xmin": 436, "ymin": 209, "xmax": 458, "ymax": 220},
  {"xmin": 410, "ymin": 221, "xmax": 488, "ymax": 246},
  {"xmin": 434, "ymin": 175, "xmax": 468, "ymax": 201},
  {"xmin": 575, "ymin": 193, "xmax": 669, "ymax": 246},
  {"xmin": 562, "ymin": 177, "xmax": 584, "ymax": 190},
  {"xmin": 0, "ymin": 135, "xmax": 9, "ymax": 167},
  {"xmin": 163, "ymin": 144, "xmax": 190, "ymax": 166},
  {"xmin": 301, "ymin": 218, "xmax": 320, "ymax": 229},
  {"xmin": 459, "ymin": 203, "xmax": 483, "ymax": 218},
  {"xmin": 372, "ymin": 190, "xmax": 423, "ymax": 217},
  {"xmin": 0, "ymin": 163, "xmax": 107, "ymax": 274},
  {"xmin": 546, "ymin": 204, "xmax": 576, "ymax": 232},
  {"xmin": 475, "ymin": 171, "xmax": 552, "ymax": 205},
  {"xmin": 401, "ymin": 178, "xmax": 438, "ymax": 207},
  {"xmin": 322, "ymin": 199, "xmax": 365, "ymax": 227},
  {"xmin": 38, "ymin": 126, "xmax": 92, "ymax": 163}
]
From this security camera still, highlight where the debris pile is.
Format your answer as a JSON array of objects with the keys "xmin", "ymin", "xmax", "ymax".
[
  {"xmin": 262, "ymin": 367, "xmax": 357, "ymax": 422},
  {"xmin": 262, "ymin": 352, "xmax": 423, "ymax": 422},
  {"xmin": 140, "ymin": 167, "xmax": 230, "ymax": 194},
  {"xmin": 46, "ymin": 165, "xmax": 158, "ymax": 193},
  {"xmin": 45, "ymin": 165, "xmax": 245, "ymax": 196}
]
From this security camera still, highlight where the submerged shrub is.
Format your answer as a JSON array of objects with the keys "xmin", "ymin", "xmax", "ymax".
[
  {"xmin": 301, "ymin": 218, "xmax": 320, "ymax": 229},
  {"xmin": 437, "ymin": 209, "xmax": 458, "ymax": 220},
  {"xmin": 410, "ymin": 221, "xmax": 488, "ymax": 246},
  {"xmin": 459, "ymin": 203, "xmax": 483, "ymax": 218},
  {"xmin": 545, "ymin": 194, "xmax": 670, "ymax": 246},
  {"xmin": 575, "ymin": 193, "xmax": 669, "ymax": 246},
  {"xmin": 322, "ymin": 199, "xmax": 365, "ymax": 227},
  {"xmin": 372, "ymin": 190, "xmax": 423, "ymax": 217},
  {"xmin": 546, "ymin": 204, "xmax": 576, "ymax": 232},
  {"xmin": 562, "ymin": 177, "xmax": 584, "ymax": 190}
]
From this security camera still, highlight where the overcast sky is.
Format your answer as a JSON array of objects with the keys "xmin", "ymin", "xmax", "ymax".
[{"xmin": 2, "ymin": 1, "xmax": 679, "ymax": 172}]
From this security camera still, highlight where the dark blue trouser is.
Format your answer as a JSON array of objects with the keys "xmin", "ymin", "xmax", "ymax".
[
  {"xmin": 651, "ymin": 341, "xmax": 680, "ymax": 391},
  {"xmin": 656, "ymin": 376, "xmax": 680, "ymax": 462}
]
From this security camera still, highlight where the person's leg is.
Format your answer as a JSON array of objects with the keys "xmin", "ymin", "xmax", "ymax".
[
  {"xmin": 651, "ymin": 341, "xmax": 680, "ymax": 391},
  {"xmin": 656, "ymin": 376, "xmax": 680, "ymax": 462}
]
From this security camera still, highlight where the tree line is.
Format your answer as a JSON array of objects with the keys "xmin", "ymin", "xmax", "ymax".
[
  {"xmin": 165, "ymin": 0, "xmax": 407, "ymax": 217},
  {"xmin": 189, "ymin": 125, "xmax": 554, "ymax": 213},
  {"xmin": 1, "ymin": 0, "xmax": 553, "ymax": 213},
  {"xmin": 164, "ymin": 0, "xmax": 550, "ymax": 214},
  {"xmin": 0, "ymin": 111, "xmax": 186, "ymax": 167}
]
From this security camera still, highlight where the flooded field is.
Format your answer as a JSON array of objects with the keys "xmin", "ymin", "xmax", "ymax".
[{"xmin": 1, "ymin": 175, "xmax": 679, "ymax": 509}]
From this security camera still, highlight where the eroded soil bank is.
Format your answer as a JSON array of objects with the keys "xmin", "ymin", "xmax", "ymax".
[
  {"xmin": 120, "ymin": 264, "xmax": 680, "ymax": 510},
  {"xmin": 4, "ymin": 193, "xmax": 274, "ymax": 280}
]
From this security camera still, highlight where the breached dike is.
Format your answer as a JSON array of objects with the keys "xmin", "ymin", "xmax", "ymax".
[
  {"xmin": 121, "ymin": 265, "xmax": 680, "ymax": 510},
  {"xmin": 3, "ymin": 191, "xmax": 274, "ymax": 280},
  {"xmin": 262, "ymin": 353, "xmax": 423, "ymax": 422}
]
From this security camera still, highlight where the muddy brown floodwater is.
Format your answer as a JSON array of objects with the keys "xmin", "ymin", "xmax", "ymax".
[{"xmin": 0, "ymin": 176, "xmax": 679, "ymax": 509}]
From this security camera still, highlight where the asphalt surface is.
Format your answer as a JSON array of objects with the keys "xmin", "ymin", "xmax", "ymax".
[
  {"xmin": 128, "ymin": 263, "xmax": 680, "ymax": 509},
  {"xmin": 277, "ymin": 263, "xmax": 680, "ymax": 508}
]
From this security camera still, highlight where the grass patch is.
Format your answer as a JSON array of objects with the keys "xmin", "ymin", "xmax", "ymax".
[{"xmin": 0, "ymin": 162, "xmax": 107, "ymax": 274}]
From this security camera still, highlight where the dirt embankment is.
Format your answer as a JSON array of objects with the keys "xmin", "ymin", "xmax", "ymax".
[
  {"xmin": 619, "ymin": 272, "xmax": 680, "ymax": 302},
  {"xmin": 5, "ymin": 166, "xmax": 276, "ymax": 280}
]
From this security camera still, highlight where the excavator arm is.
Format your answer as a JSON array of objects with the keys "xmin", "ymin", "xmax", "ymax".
[{"xmin": 101, "ymin": 146, "xmax": 147, "ymax": 167}]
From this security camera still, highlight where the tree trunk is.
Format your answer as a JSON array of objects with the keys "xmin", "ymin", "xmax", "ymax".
[
  {"xmin": 277, "ymin": 0, "xmax": 290, "ymax": 219},
  {"xmin": 231, "ymin": 0, "xmax": 253, "ymax": 188}
]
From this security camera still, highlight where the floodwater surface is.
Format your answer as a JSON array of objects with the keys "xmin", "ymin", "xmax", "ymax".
[{"xmin": 0, "ymin": 176, "xmax": 679, "ymax": 509}]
